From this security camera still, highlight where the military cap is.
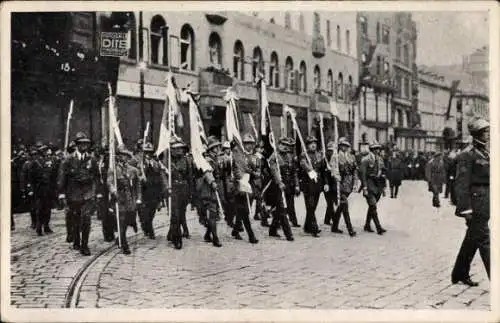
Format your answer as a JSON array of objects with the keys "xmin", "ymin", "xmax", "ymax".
[
  {"xmin": 207, "ymin": 136, "xmax": 221, "ymax": 150},
  {"xmin": 286, "ymin": 137, "xmax": 296, "ymax": 146},
  {"xmin": 30, "ymin": 147, "xmax": 40, "ymax": 156},
  {"xmin": 35, "ymin": 141, "xmax": 44, "ymax": 149},
  {"xmin": 38, "ymin": 144, "xmax": 49, "ymax": 152},
  {"xmin": 369, "ymin": 140, "xmax": 382, "ymax": 150},
  {"xmin": 222, "ymin": 141, "xmax": 231, "ymax": 149},
  {"xmin": 74, "ymin": 132, "xmax": 91, "ymax": 143},
  {"xmin": 467, "ymin": 118, "xmax": 489, "ymax": 135},
  {"xmin": 143, "ymin": 142, "xmax": 154, "ymax": 152},
  {"xmin": 242, "ymin": 133, "xmax": 256, "ymax": 144},
  {"xmin": 338, "ymin": 137, "xmax": 351, "ymax": 147},
  {"xmin": 306, "ymin": 135, "xmax": 318, "ymax": 144},
  {"xmin": 116, "ymin": 145, "xmax": 134, "ymax": 157},
  {"xmin": 326, "ymin": 141, "xmax": 336, "ymax": 151},
  {"xmin": 171, "ymin": 138, "xmax": 187, "ymax": 149}
]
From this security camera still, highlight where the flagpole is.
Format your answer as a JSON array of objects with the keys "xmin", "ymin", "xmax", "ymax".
[
  {"xmin": 266, "ymin": 104, "xmax": 287, "ymax": 209},
  {"xmin": 286, "ymin": 107, "xmax": 313, "ymax": 168},
  {"xmin": 108, "ymin": 83, "xmax": 121, "ymax": 249},
  {"xmin": 333, "ymin": 115, "xmax": 340, "ymax": 202},
  {"xmin": 319, "ymin": 113, "xmax": 329, "ymax": 169},
  {"xmin": 64, "ymin": 99, "xmax": 74, "ymax": 154}
]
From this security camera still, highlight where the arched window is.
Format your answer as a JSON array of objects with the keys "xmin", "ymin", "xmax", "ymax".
[
  {"xmin": 252, "ymin": 46, "xmax": 263, "ymax": 82},
  {"xmin": 336, "ymin": 25, "xmax": 341, "ymax": 51},
  {"xmin": 299, "ymin": 13, "xmax": 305, "ymax": 32},
  {"xmin": 299, "ymin": 61, "xmax": 307, "ymax": 92},
  {"xmin": 396, "ymin": 39, "xmax": 401, "ymax": 59},
  {"xmin": 285, "ymin": 57, "xmax": 294, "ymax": 91},
  {"xmin": 126, "ymin": 12, "xmax": 137, "ymax": 60},
  {"xmin": 403, "ymin": 44, "xmax": 409, "ymax": 65},
  {"xmin": 314, "ymin": 65, "xmax": 321, "ymax": 90},
  {"xmin": 338, "ymin": 72, "xmax": 344, "ymax": 99},
  {"xmin": 233, "ymin": 40, "xmax": 244, "ymax": 80},
  {"xmin": 348, "ymin": 75, "xmax": 353, "ymax": 99},
  {"xmin": 180, "ymin": 24, "xmax": 195, "ymax": 70},
  {"xmin": 208, "ymin": 32, "xmax": 222, "ymax": 67},
  {"xmin": 327, "ymin": 69, "xmax": 333, "ymax": 95},
  {"xmin": 150, "ymin": 15, "xmax": 168, "ymax": 65},
  {"xmin": 346, "ymin": 29, "xmax": 351, "ymax": 54},
  {"xmin": 376, "ymin": 22, "xmax": 380, "ymax": 43},
  {"xmin": 284, "ymin": 12, "xmax": 291, "ymax": 29},
  {"xmin": 269, "ymin": 51, "xmax": 279, "ymax": 88}
]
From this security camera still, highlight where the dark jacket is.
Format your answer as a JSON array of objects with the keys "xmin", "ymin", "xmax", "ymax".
[{"xmin": 57, "ymin": 153, "xmax": 100, "ymax": 203}]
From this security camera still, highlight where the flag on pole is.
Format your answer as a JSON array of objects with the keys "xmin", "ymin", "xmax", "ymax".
[
  {"xmin": 156, "ymin": 73, "xmax": 179, "ymax": 156},
  {"xmin": 108, "ymin": 97, "xmax": 124, "ymax": 147},
  {"xmin": 224, "ymin": 88, "xmax": 247, "ymax": 152},
  {"xmin": 188, "ymin": 93, "xmax": 212, "ymax": 172},
  {"xmin": 260, "ymin": 78, "xmax": 269, "ymax": 136}
]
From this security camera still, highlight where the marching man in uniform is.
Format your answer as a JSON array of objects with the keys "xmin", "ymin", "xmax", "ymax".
[
  {"xmin": 200, "ymin": 136, "xmax": 225, "ymax": 247},
  {"xmin": 330, "ymin": 137, "xmax": 357, "ymax": 237},
  {"xmin": 300, "ymin": 135, "xmax": 329, "ymax": 237},
  {"xmin": 166, "ymin": 137, "xmax": 193, "ymax": 250},
  {"xmin": 107, "ymin": 146, "xmax": 142, "ymax": 255},
  {"xmin": 139, "ymin": 142, "xmax": 168, "ymax": 240},
  {"xmin": 57, "ymin": 132, "xmax": 100, "ymax": 256},
  {"xmin": 278, "ymin": 137, "xmax": 301, "ymax": 228},
  {"xmin": 360, "ymin": 141, "xmax": 387, "ymax": 235},
  {"xmin": 451, "ymin": 117, "xmax": 490, "ymax": 286}
]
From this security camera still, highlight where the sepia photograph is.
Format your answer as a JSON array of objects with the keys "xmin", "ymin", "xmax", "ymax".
[{"xmin": 1, "ymin": 1, "xmax": 498, "ymax": 322}]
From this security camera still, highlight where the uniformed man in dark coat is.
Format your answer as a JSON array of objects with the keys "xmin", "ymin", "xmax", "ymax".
[
  {"xmin": 249, "ymin": 139, "xmax": 265, "ymax": 222},
  {"xmin": 266, "ymin": 140, "xmax": 294, "ymax": 241},
  {"xmin": 139, "ymin": 142, "xmax": 168, "ymax": 239},
  {"xmin": 331, "ymin": 137, "xmax": 357, "ymax": 237},
  {"xmin": 220, "ymin": 141, "xmax": 235, "ymax": 227},
  {"xmin": 360, "ymin": 141, "xmax": 387, "ymax": 235},
  {"xmin": 451, "ymin": 118, "xmax": 490, "ymax": 286},
  {"xmin": 278, "ymin": 137, "xmax": 301, "ymax": 227},
  {"xmin": 24, "ymin": 144, "xmax": 57, "ymax": 236},
  {"xmin": 166, "ymin": 137, "xmax": 193, "ymax": 249},
  {"xmin": 444, "ymin": 148, "xmax": 458, "ymax": 205},
  {"xmin": 96, "ymin": 145, "xmax": 115, "ymax": 242},
  {"xmin": 231, "ymin": 134, "xmax": 259, "ymax": 244},
  {"xmin": 300, "ymin": 135, "xmax": 329, "ymax": 237},
  {"xmin": 57, "ymin": 132, "xmax": 100, "ymax": 256},
  {"xmin": 62, "ymin": 141, "xmax": 77, "ymax": 243},
  {"xmin": 198, "ymin": 137, "xmax": 224, "ymax": 248},
  {"xmin": 108, "ymin": 146, "xmax": 142, "ymax": 255},
  {"xmin": 387, "ymin": 149, "xmax": 405, "ymax": 198},
  {"xmin": 21, "ymin": 144, "xmax": 43, "ymax": 230},
  {"xmin": 323, "ymin": 141, "xmax": 338, "ymax": 225}
]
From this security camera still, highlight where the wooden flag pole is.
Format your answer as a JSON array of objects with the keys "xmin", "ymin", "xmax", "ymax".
[{"xmin": 64, "ymin": 99, "xmax": 74, "ymax": 154}]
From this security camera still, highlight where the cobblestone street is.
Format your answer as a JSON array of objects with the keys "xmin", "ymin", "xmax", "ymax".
[{"xmin": 9, "ymin": 181, "xmax": 490, "ymax": 310}]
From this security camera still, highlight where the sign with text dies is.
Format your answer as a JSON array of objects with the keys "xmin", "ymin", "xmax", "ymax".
[{"xmin": 100, "ymin": 32, "xmax": 129, "ymax": 57}]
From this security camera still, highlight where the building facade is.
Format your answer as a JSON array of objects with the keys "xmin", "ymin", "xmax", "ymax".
[
  {"xmin": 356, "ymin": 12, "xmax": 397, "ymax": 149},
  {"xmin": 11, "ymin": 11, "xmax": 361, "ymax": 149},
  {"xmin": 418, "ymin": 71, "xmax": 458, "ymax": 151}
]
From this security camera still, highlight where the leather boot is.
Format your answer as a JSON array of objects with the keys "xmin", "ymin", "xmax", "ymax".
[
  {"xmin": 394, "ymin": 186, "xmax": 399, "ymax": 198},
  {"xmin": 204, "ymin": 227, "xmax": 212, "ymax": 242},
  {"xmin": 390, "ymin": 186, "xmax": 394, "ymax": 198},
  {"xmin": 363, "ymin": 209, "xmax": 374, "ymax": 232},
  {"xmin": 80, "ymin": 220, "xmax": 91, "ymax": 256},
  {"xmin": 331, "ymin": 205, "xmax": 343, "ymax": 233},
  {"xmin": 371, "ymin": 209, "xmax": 386, "ymax": 235},
  {"xmin": 231, "ymin": 230, "xmax": 243, "ymax": 240},
  {"xmin": 209, "ymin": 220, "xmax": 222, "ymax": 247},
  {"xmin": 343, "ymin": 208, "xmax": 356, "ymax": 237}
]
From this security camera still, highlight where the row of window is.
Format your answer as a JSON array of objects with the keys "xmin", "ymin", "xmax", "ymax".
[
  {"xmin": 324, "ymin": 19, "xmax": 352, "ymax": 54},
  {"xmin": 126, "ymin": 14, "xmax": 355, "ymax": 99}
]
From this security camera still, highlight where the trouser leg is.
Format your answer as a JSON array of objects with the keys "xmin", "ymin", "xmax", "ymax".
[
  {"xmin": 278, "ymin": 202, "xmax": 293, "ymax": 240},
  {"xmin": 390, "ymin": 184, "xmax": 394, "ymax": 198},
  {"xmin": 342, "ymin": 201, "xmax": 355, "ymax": 234},
  {"xmin": 80, "ymin": 200, "xmax": 93, "ymax": 255},
  {"xmin": 304, "ymin": 191, "xmax": 320, "ymax": 235},
  {"xmin": 452, "ymin": 221, "xmax": 478, "ymax": 280},
  {"xmin": 324, "ymin": 191, "xmax": 335, "ymax": 225},
  {"xmin": 169, "ymin": 197, "xmax": 183, "ymax": 249},
  {"xmin": 71, "ymin": 203, "xmax": 82, "ymax": 249},
  {"xmin": 269, "ymin": 205, "xmax": 280, "ymax": 236},
  {"xmin": 285, "ymin": 192, "xmax": 298, "ymax": 226},
  {"xmin": 180, "ymin": 206, "xmax": 189, "ymax": 238},
  {"xmin": 208, "ymin": 208, "xmax": 221, "ymax": 247},
  {"xmin": 331, "ymin": 203, "xmax": 343, "ymax": 231},
  {"xmin": 394, "ymin": 185, "xmax": 399, "ymax": 198}
]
